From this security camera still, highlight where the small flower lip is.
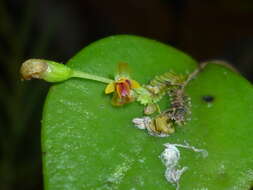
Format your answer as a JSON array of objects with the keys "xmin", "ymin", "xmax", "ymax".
[
  {"xmin": 104, "ymin": 62, "xmax": 141, "ymax": 106},
  {"xmin": 116, "ymin": 80, "xmax": 130, "ymax": 98},
  {"xmin": 105, "ymin": 77, "xmax": 140, "ymax": 106}
]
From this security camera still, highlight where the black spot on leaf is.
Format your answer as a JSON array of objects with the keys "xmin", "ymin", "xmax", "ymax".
[{"xmin": 202, "ymin": 95, "xmax": 214, "ymax": 103}]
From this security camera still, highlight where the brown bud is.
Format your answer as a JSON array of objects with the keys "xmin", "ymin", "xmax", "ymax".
[
  {"xmin": 20, "ymin": 59, "xmax": 48, "ymax": 80},
  {"xmin": 149, "ymin": 115, "xmax": 175, "ymax": 135}
]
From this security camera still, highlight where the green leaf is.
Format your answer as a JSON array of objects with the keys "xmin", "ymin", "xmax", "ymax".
[{"xmin": 42, "ymin": 35, "xmax": 253, "ymax": 190}]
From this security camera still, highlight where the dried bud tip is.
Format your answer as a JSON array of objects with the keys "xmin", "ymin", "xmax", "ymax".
[{"xmin": 20, "ymin": 59, "xmax": 48, "ymax": 80}]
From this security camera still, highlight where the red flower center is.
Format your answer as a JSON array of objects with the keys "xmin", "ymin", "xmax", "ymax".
[{"xmin": 116, "ymin": 80, "xmax": 131, "ymax": 98}]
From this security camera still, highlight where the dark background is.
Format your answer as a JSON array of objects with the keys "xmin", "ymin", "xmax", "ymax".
[{"xmin": 1, "ymin": 0, "xmax": 253, "ymax": 189}]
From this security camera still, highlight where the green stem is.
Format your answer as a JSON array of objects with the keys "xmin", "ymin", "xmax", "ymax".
[{"xmin": 72, "ymin": 70, "xmax": 114, "ymax": 84}]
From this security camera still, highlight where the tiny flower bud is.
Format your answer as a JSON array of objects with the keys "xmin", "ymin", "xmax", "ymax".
[
  {"xmin": 20, "ymin": 59, "xmax": 73, "ymax": 82},
  {"xmin": 144, "ymin": 103, "xmax": 157, "ymax": 115}
]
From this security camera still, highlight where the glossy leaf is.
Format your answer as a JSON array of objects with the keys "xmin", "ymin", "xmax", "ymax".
[{"xmin": 42, "ymin": 35, "xmax": 253, "ymax": 190}]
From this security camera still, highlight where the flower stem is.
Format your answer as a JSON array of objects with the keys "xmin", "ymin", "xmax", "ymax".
[{"xmin": 72, "ymin": 70, "xmax": 114, "ymax": 84}]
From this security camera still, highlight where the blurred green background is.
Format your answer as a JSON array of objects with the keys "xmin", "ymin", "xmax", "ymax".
[{"xmin": 0, "ymin": 0, "xmax": 253, "ymax": 189}]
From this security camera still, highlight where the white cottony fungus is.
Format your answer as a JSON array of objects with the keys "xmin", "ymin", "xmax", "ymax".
[
  {"xmin": 165, "ymin": 142, "xmax": 209, "ymax": 158},
  {"xmin": 160, "ymin": 144, "xmax": 186, "ymax": 190},
  {"xmin": 165, "ymin": 167, "xmax": 188, "ymax": 190},
  {"xmin": 160, "ymin": 144, "xmax": 180, "ymax": 168},
  {"xmin": 160, "ymin": 143, "xmax": 208, "ymax": 190},
  {"xmin": 132, "ymin": 117, "xmax": 151, "ymax": 130}
]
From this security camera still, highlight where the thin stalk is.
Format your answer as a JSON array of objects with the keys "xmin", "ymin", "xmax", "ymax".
[
  {"xmin": 182, "ymin": 62, "xmax": 208, "ymax": 90},
  {"xmin": 182, "ymin": 61, "xmax": 237, "ymax": 90},
  {"xmin": 72, "ymin": 70, "xmax": 114, "ymax": 84}
]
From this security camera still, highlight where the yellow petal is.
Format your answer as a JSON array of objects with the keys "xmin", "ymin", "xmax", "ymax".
[
  {"xmin": 105, "ymin": 83, "xmax": 115, "ymax": 94},
  {"xmin": 131, "ymin": 80, "xmax": 141, "ymax": 88}
]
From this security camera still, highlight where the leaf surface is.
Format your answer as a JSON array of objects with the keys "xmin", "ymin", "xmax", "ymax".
[{"xmin": 42, "ymin": 35, "xmax": 253, "ymax": 190}]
